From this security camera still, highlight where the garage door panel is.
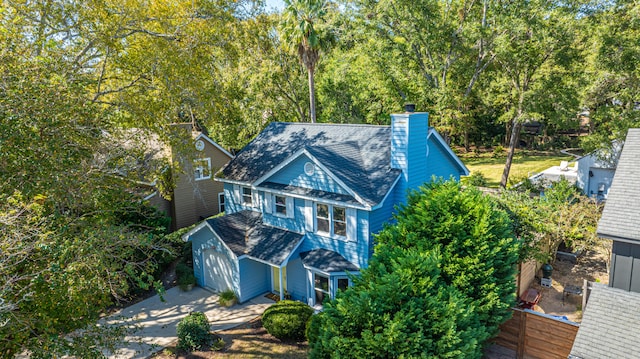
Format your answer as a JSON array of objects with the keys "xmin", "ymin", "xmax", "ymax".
[{"xmin": 203, "ymin": 248, "xmax": 234, "ymax": 293}]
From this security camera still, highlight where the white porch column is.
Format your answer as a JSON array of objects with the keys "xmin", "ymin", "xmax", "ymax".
[{"xmin": 279, "ymin": 266, "xmax": 284, "ymax": 301}]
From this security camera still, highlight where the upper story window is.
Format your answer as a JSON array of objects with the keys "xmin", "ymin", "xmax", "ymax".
[
  {"xmin": 242, "ymin": 187, "xmax": 253, "ymax": 205},
  {"xmin": 275, "ymin": 195, "xmax": 287, "ymax": 216},
  {"xmin": 316, "ymin": 203, "xmax": 347, "ymax": 238},
  {"xmin": 265, "ymin": 193, "xmax": 294, "ymax": 219},
  {"xmin": 194, "ymin": 158, "xmax": 211, "ymax": 181}
]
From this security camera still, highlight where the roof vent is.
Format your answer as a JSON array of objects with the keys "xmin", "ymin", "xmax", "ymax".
[{"xmin": 404, "ymin": 103, "xmax": 416, "ymax": 113}]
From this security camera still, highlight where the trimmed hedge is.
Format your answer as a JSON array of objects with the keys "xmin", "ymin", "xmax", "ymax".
[
  {"xmin": 177, "ymin": 312, "xmax": 210, "ymax": 351},
  {"xmin": 262, "ymin": 300, "xmax": 314, "ymax": 341}
]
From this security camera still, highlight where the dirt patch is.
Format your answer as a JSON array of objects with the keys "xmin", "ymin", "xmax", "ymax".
[
  {"xmin": 526, "ymin": 243, "xmax": 610, "ymax": 322},
  {"xmin": 150, "ymin": 317, "xmax": 308, "ymax": 359}
]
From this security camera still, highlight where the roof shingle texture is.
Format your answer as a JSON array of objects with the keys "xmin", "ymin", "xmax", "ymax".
[
  {"xmin": 206, "ymin": 211, "xmax": 303, "ymax": 266},
  {"xmin": 570, "ymin": 283, "xmax": 640, "ymax": 358},
  {"xmin": 597, "ymin": 128, "xmax": 640, "ymax": 242},
  {"xmin": 220, "ymin": 122, "xmax": 402, "ymax": 207},
  {"xmin": 300, "ymin": 249, "xmax": 359, "ymax": 272}
]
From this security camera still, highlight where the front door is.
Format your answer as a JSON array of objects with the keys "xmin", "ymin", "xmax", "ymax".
[{"xmin": 272, "ymin": 266, "xmax": 287, "ymax": 294}]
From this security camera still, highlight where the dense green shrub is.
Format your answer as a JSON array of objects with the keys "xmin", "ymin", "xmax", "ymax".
[
  {"xmin": 307, "ymin": 180, "xmax": 520, "ymax": 358},
  {"xmin": 464, "ymin": 171, "xmax": 488, "ymax": 187},
  {"xmin": 262, "ymin": 300, "xmax": 314, "ymax": 341},
  {"xmin": 177, "ymin": 312, "xmax": 210, "ymax": 351}
]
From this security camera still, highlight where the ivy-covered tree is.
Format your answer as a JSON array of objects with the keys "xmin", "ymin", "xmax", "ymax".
[
  {"xmin": 308, "ymin": 180, "xmax": 520, "ymax": 358},
  {"xmin": 497, "ymin": 179, "xmax": 603, "ymax": 264}
]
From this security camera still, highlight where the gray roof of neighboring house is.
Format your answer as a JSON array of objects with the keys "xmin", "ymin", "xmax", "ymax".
[
  {"xmin": 570, "ymin": 283, "xmax": 640, "ymax": 359},
  {"xmin": 300, "ymin": 249, "xmax": 359, "ymax": 272},
  {"xmin": 596, "ymin": 129, "xmax": 640, "ymax": 242},
  {"xmin": 219, "ymin": 122, "xmax": 402, "ymax": 207},
  {"xmin": 206, "ymin": 211, "xmax": 303, "ymax": 266}
]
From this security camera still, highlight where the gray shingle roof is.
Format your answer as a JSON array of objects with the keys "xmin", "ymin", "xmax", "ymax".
[
  {"xmin": 206, "ymin": 211, "xmax": 303, "ymax": 266},
  {"xmin": 300, "ymin": 249, "xmax": 359, "ymax": 272},
  {"xmin": 219, "ymin": 122, "xmax": 402, "ymax": 207},
  {"xmin": 597, "ymin": 129, "xmax": 640, "ymax": 242},
  {"xmin": 570, "ymin": 283, "xmax": 640, "ymax": 359}
]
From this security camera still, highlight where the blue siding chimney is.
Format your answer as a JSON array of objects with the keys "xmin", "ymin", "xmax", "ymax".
[{"xmin": 391, "ymin": 111, "xmax": 429, "ymax": 204}]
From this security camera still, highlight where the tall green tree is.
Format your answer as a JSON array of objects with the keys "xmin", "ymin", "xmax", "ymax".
[
  {"xmin": 308, "ymin": 181, "xmax": 520, "ymax": 358},
  {"xmin": 581, "ymin": 0, "xmax": 640, "ymax": 153},
  {"xmin": 492, "ymin": 0, "xmax": 580, "ymax": 187},
  {"xmin": 280, "ymin": 0, "xmax": 328, "ymax": 123}
]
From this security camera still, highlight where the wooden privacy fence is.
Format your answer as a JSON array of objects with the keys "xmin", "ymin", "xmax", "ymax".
[{"xmin": 493, "ymin": 308, "xmax": 579, "ymax": 359}]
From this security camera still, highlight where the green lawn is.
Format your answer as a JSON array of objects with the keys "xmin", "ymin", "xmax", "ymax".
[{"xmin": 460, "ymin": 151, "xmax": 573, "ymax": 188}]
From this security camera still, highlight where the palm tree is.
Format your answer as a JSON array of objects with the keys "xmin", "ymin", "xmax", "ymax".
[{"xmin": 280, "ymin": 0, "xmax": 326, "ymax": 123}]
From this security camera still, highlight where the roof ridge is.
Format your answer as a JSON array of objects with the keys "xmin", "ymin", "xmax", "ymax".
[{"xmin": 273, "ymin": 122, "xmax": 390, "ymax": 128}]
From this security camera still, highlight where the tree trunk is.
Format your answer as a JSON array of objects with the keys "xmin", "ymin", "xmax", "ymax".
[
  {"xmin": 500, "ymin": 119, "xmax": 522, "ymax": 188},
  {"xmin": 308, "ymin": 67, "xmax": 316, "ymax": 123},
  {"xmin": 464, "ymin": 129, "xmax": 470, "ymax": 152}
]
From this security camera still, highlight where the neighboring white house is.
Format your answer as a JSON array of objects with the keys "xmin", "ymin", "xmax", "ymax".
[
  {"xmin": 574, "ymin": 145, "xmax": 621, "ymax": 200},
  {"xmin": 529, "ymin": 160, "xmax": 578, "ymax": 186},
  {"xmin": 529, "ymin": 144, "xmax": 621, "ymax": 200}
]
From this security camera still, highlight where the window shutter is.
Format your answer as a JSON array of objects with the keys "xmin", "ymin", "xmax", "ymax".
[
  {"xmin": 346, "ymin": 208, "xmax": 357, "ymax": 242},
  {"xmin": 252, "ymin": 190, "xmax": 259, "ymax": 209},
  {"xmin": 304, "ymin": 200, "xmax": 314, "ymax": 232},
  {"xmin": 264, "ymin": 193, "xmax": 273, "ymax": 214},
  {"xmin": 286, "ymin": 197, "xmax": 294, "ymax": 218},
  {"xmin": 233, "ymin": 185, "xmax": 240, "ymax": 205}
]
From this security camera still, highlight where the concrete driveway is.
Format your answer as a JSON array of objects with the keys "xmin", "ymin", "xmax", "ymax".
[{"xmin": 104, "ymin": 287, "xmax": 274, "ymax": 359}]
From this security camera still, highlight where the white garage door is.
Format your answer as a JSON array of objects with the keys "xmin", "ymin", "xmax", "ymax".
[{"xmin": 203, "ymin": 248, "xmax": 234, "ymax": 293}]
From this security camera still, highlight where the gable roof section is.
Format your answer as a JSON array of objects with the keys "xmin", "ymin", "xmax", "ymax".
[
  {"xmin": 570, "ymin": 283, "xmax": 640, "ymax": 359},
  {"xmin": 195, "ymin": 132, "xmax": 234, "ymax": 159},
  {"xmin": 219, "ymin": 122, "xmax": 402, "ymax": 207},
  {"xmin": 597, "ymin": 128, "xmax": 640, "ymax": 243},
  {"xmin": 205, "ymin": 210, "xmax": 303, "ymax": 266},
  {"xmin": 427, "ymin": 128, "xmax": 470, "ymax": 176}
]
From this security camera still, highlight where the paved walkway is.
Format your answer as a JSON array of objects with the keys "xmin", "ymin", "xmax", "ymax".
[{"xmin": 104, "ymin": 287, "xmax": 274, "ymax": 359}]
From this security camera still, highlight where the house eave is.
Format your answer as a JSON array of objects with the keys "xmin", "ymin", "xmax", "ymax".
[
  {"xmin": 254, "ymin": 185, "xmax": 370, "ymax": 210},
  {"xmin": 428, "ymin": 128, "xmax": 470, "ymax": 176},
  {"xmin": 597, "ymin": 232, "xmax": 640, "ymax": 245}
]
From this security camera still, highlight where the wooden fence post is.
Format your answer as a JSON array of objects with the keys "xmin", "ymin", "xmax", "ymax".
[{"xmin": 517, "ymin": 310, "xmax": 526, "ymax": 359}]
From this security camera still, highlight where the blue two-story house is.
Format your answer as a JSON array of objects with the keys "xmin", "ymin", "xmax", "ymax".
[{"xmin": 182, "ymin": 110, "xmax": 469, "ymax": 306}]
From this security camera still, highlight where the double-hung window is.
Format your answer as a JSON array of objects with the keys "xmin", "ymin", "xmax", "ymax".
[
  {"xmin": 275, "ymin": 195, "xmax": 287, "ymax": 216},
  {"xmin": 193, "ymin": 158, "xmax": 211, "ymax": 181},
  {"xmin": 316, "ymin": 203, "xmax": 347, "ymax": 238},
  {"xmin": 242, "ymin": 187, "xmax": 252, "ymax": 205}
]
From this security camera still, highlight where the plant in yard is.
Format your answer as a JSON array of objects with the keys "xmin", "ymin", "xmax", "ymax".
[
  {"xmin": 177, "ymin": 271, "xmax": 196, "ymax": 291},
  {"xmin": 307, "ymin": 180, "xmax": 520, "ymax": 358},
  {"xmin": 177, "ymin": 312, "xmax": 210, "ymax": 351},
  {"xmin": 262, "ymin": 300, "xmax": 314, "ymax": 341},
  {"xmin": 464, "ymin": 171, "xmax": 488, "ymax": 187},
  {"xmin": 219, "ymin": 290, "xmax": 238, "ymax": 307}
]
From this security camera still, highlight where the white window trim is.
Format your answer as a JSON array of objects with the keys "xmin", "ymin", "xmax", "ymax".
[
  {"xmin": 194, "ymin": 158, "xmax": 211, "ymax": 181},
  {"xmin": 264, "ymin": 193, "xmax": 294, "ymax": 218},
  {"xmin": 313, "ymin": 272, "xmax": 330, "ymax": 305},
  {"xmin": 315, "ymin": 203, "xmax": 350, "ymax": 240},
  {"xmin": 218, "ymin": 192, "xmax": 225, "ymax": 213},
  {"xmin": 274, "ymin": 194, "xmax": 287, "ymax": 217},
  {"xmin": 241, "ymin": 186, "xmax": 253, "ymax": 206}
]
